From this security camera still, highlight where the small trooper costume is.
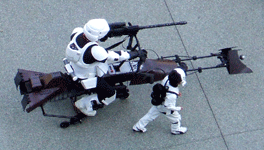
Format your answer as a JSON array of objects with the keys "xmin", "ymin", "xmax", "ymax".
[
  {"xmin": 133, "ymin": 68, "xmax": 187, "ymax": 134},
  {"xmin": 65, "ymin": 19, "xmax": 138, "ymax": 116}
]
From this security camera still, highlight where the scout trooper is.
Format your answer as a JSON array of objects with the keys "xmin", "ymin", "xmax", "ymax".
[
  {"xmin": 133, "ymin": 68, "xmax": 187, "ymax": 135},
  {"xmin": 64, "ymin": 19, "xmax": 142, "ymax": 116}
]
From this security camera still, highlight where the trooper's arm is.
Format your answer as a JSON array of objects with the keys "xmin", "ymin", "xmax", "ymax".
[
  {"xmin": 107, "ymin": 50, "xmax": 130, "ymax": 62},
  {"xmin": 107, "ymin": 49, "xmax": 147, "ymax": 63}
]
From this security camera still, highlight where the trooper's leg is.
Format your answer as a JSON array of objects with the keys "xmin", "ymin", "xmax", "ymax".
[
  {"xmin": 167, "ymin": 111, "xmax": 187, "ymax": 135},
  {"xmin": 101, "ymin": 92, "xmax": 116, "ymax": 105},
  {"xmin": 133, "ymin": 106, "xmax": 160, "ymax": 133}
]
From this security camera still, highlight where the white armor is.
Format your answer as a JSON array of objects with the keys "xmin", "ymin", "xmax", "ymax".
[
  {"xmin": 133, "ymin": 68, "xmax": 187, "ymax": 134},
  {"xmin": 65, "ymin": 19, "xmax": 131, "ymax": 116},
  {"xmin": 69, "ymin": 43, "xmax": 108, "ymax": 79},
  {"xmin": 66, "ymin": 28, "xmax": 130, "ymax": 79}
]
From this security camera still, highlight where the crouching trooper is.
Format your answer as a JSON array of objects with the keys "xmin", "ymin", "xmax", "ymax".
[{"xmin": 133, "ymin": 68, "xmax": 187, "ymax": 135}]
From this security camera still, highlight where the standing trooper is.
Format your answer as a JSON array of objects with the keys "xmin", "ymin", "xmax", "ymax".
[
  {"xmin": 64, "ymin": 19, "xmax": 144, "ymax": 116},
  {"xmin": 133, "ymin": 68, "xmax": 187, "ymax": 135}
]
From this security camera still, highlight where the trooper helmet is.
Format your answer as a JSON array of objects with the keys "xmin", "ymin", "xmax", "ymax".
[
  {"xmin": 168, "ymin": 68, "xmax": 187, "ymax": 87},
  {"xmin": 83, "ymin": 19, "xmax": 110, "ymax": 42},
  {"xmin": 174, "ymin": 68, "xmax": 187, "ymax": 86}
]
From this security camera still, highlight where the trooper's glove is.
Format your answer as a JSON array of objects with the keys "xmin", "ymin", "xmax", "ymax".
[
  {"xmin": 138, "ymin": 49, "xmax": 148, "ymax": 59},
  {"xmin": 128, "ymin": 49, "xmax": 147, "ymax": 60}
]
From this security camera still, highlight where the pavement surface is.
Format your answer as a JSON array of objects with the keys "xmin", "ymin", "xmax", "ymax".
[{"xmin": 1, "ymin": 0, "xmax": 263, "ymax": 150}]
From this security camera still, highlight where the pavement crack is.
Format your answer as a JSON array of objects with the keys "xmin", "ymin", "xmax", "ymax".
[{"xmin": 164, "ymin": 0, "xmax": 230, "ymax": 150}]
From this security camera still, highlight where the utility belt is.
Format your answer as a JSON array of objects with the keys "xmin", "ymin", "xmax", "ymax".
[{"xmin": 161, "ymin": 110, "xmax": 174, "ymax": 115}]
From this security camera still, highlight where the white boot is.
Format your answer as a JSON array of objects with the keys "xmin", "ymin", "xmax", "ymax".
[
  {"xmin": 132, "ymin": 125, "xmax": 147, "ymax": 133},
  {"xmin": 75, "ymin": 97, "xmax": 97, "ymax": 116},
  {"xmin": 171, "ymin": 126, "xmax": 187, "ymax": 135},
  {"xmin": 171, "ymin": 121, "xmax": 187, "ymax": 135}
]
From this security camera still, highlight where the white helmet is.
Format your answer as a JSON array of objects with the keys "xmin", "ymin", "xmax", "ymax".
[
  {"xmin": 83, "ymin": 19, "xmax": 110, "ymax": 42},
  {"xmin": 174, "ymin": 68, "xmax": 187, "ymax": 86}
]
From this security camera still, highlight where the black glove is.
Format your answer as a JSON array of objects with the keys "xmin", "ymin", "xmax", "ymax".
[
  {"xmin": 138, "ymin": 49, "xmax": 148, "ymax": 59},
  {"xmin": 128, "ymin": 49, "xmax": 147, "ymax": 60}
]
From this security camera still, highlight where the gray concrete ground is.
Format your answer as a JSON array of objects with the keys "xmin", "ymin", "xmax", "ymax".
[{"xmin": 1, "ymin": 0, "xmax": 263, "ymax": 150}]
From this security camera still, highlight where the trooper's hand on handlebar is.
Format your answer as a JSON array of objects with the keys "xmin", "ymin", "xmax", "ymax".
[
  {"xmin": 128, "ymin": 49, "xmax": 147, "ymax": 60},
  {"xmin": 138, "ymin": 49, "xmax": 148, "ymax": 59}
]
